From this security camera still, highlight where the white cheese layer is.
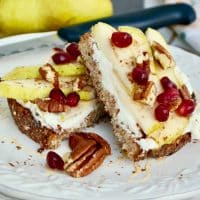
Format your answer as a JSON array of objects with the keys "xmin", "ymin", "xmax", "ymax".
[{"xmin": 18, "ymin": 100, "xmax": 99, "ymax": 134}]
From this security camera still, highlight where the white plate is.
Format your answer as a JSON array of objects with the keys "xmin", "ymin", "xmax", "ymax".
[{"xmin": 0, "ymin": 34, "xmax": 200, "ymax": 200}]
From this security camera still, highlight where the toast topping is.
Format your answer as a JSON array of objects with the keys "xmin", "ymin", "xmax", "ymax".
[
  {"xmin": 52, "ymin": 42, "xmax": 81, "ymax": 65},
  {"xmin": 49, "ymin": 88, "xmax": 66, "ymax": 104},
  {"xmin": 160, "ymin": 76, "xmax": 177, "ymax": 90},
  {"xmin": 35, "ymin": 98, "xmax": 70, "ymax": 113},
  {"xmin": 133, "ymin": 81, "xmax": 157, "ymax": 106},
  {"xmin": 156, "ymin": 88, "xmax": 182, "ymax": 112},
  {"xmin": 111, "ymin": 31, "xmax": 132, "ymax": 48},
  {"xmin": 39, "ymin": 64, "xmax": 59, "ymax": 87},
  {"xmin": 65, "ymin": 92, "xmax": 80, "ymax": 107},
  {"xmin": 131, "ymin": 66, "xmax": 149, "ymax": 85},
  {"xmin": 179, "ymin": 84, "xmax": 191, "ymax": 100},
  {"xmin": 151, "ymin": 41, "xmax": 175, "ymax": 69},
  {"xmin": 52, "ymin": 52, "xmax": 74, "ymax": 64},
  {"xmin": 66, "ymin": 42, "xmax": 81, "ymax": 59},
  {"xmin": 177, "ymin": 99, "xmax": 195, "ymax": 117},
  {"xmin": 155, "ymin": 104, "xmax": 169, "ymax": 122}
]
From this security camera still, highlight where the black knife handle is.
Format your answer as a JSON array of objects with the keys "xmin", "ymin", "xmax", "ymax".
[{"xmin": 58, "ymin": 3, "xmax": 196, "ymax": 42}]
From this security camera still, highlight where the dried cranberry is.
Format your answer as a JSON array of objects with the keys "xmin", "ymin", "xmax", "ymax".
[
  {"xmin": 131, "ymin": 66, "xmax": 149, "ymax": 85},
  {"xmin": 155, "ymin": 104, "xmax": 170, "ymax": 122},
  {"xmin": 66, "ymin": 42, "xmax": 81, "ymax": 59},
  {"xmin": 53, "ymin": 47, "xmax": 64, "ymax": 52},
  {"xmin": 157, "ymin": 88, "xmax": 180, "ymax": 105},
  {"xmin": 52, "ymin": 52, "xmax": 73, "ymax": 64},
  {"xmin": 49, "ymin": 88, "xmax": 66, "ymax": 104},
  {"xmin": 177, "ymin": 99, "xmax": 195, "ymax": 117},
  {"xmin": 46, "ymin": 151, "xmax": 64, "ymax": 170},
  {"xmin": 160, "ymin": 76, "xmax": 177, "ymax": 90},
  {"xmin": 111, "ymin": 31, "xmax": 132, "ymax": 48},
  {"xmin": 65, "ymin": 92, "xmax": 80, "ymax": 107}
]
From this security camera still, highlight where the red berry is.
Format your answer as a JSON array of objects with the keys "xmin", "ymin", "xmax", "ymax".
[
  {"xmin": 157, "ymin": 88, "xmax": 180, "ymax": 105},
  {"xmin": 53, "ymin": 47, "xmax": 64, "ymax": 52},
  {"xmin": 46, "ymin": 151, "xmax": 64, "ymax": 170},
  {"xmin": 111, "ymin": 31, "xmax": 132, "ymax": 48},
  {"xmin": 177, "ymin": 99, "xmax": 195, "ymax": 117},
  {"xmin": 155, "ymin": 104, "xmax": 170, "ymax": 122},
  {"xmin": 49, "ymin": 88, "xmax": 66, "ymax": 104},
  {"xmin": 160, "ymin": 76, "xmax": 177, "ymax": 90},
  {"xmin": 131, "ymin": 67, "xmax": 149, "ymax": 85},
  {"xmin": 52, "ymin": 52, "xmax": 73, "ymax": 64},
  {"xmin": 65, "ymin": 92, "xmax": 80, "ymax": 107},
  {"xmin": 66, "ymin": 42, "xmax": 81, "ymax": 59}
]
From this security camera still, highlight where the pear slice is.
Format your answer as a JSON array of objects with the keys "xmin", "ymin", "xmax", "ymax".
[
  {"xmin": 147, "ymin": 114, "xmax": 189, "ymax": 146},
  {"xmin": 145, "ymin": 28, "xmax": 175, "ymax": 70},
  {"xmin": 0, "ymin": 79, "xmax": 94, "ymax": 101},
  {"xmin": 78, "ymin": 90, "xmax": 95, "ymax": 100},
  {"xmin": 2, "ymin": 63, "xmax": 86, "ymax": 80},
  {"xmin": 118, "ymin": 26, "xmax": 156, "ymax": 74},
  {"xmin": 0, "ymin": 79, "xmax": 72, "ymax": 100},
  {"xmin": 145, "ymin": 28, "xmax": 169, "ymax": 50}
]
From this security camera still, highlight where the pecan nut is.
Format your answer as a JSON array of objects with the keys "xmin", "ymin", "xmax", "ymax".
[
  {"xmin": 64, "ymin": 132, "xmax": 111, "ymax": 178},
  {"xmin": 179, "ymin": 84, "xmax": 191, "ymax": 100},
  {"xmin": 133, "ymin": 81, "xmax": 157, "ymax": 106},
  {"xmin": 151, "ymin": 41, "xmax": 175, "ymax": 69},
  {"xmin": 35, "ymin": 99, "xmax": 69, "ymax": 113},
  {"xmin": 39, "ymin": 64, "xmax": 59, "ymax": 87}
]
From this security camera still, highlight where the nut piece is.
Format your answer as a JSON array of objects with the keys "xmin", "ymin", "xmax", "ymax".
[
  {"xmin": 133, "ymin": 81, "xmax": 157, "ymax": 106},
  {"xmin": 168, "ymin": 96, "xmax": 182, "ymax": 111},
  {"xmin": 39, "ymin": 64, "xmax": 59, "ymax": 87},
  {"xmin": 179, "ymin": 84, "xmax": 191, "ymax": 100},
  {"xmin": 64, "ymin": 132, "xmax": 111, "ymax": 178},
  {"xmin": 35, "ymin": 99, "xmax": 69, "ymax": 113},
  {"xmin": 136, "ymin": 52, "xmax": 150, "ymax": 73},
  {"xmin": 73, "ymin": 75, "xmax": 93, "ymax": 91},
  {"xmin": 151, "ymin": 41, "xmax": 175, "ymax": 69}
]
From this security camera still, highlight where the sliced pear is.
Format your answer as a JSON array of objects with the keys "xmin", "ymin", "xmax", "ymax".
[
  {"xmin": 0, "ymin": 79, "xmax": 94, "ymax": 101},
  {"xmin": 2, "ymin": 63, "xmax": 86, "ymax": 80},
  {"xmin": 147, "ymin": 114, "xmax": 189, "ymax": 146},
  {"xmin": 118, "ymin": 26, "xmax": 156, "ymax": 73},
  {"xmin": 55, "ymin": 63, "xmax": 86, "ymax": 77},
  {"xmin": 78, "ymin": 90, "xmax": 95, "ymax": 100},
  {"xmin": 145, "ymin": 28, "xmax": 169, "ymax": 50},
  {"xmin": 0, "ymin": 79, "xmax": 70, "ymax": 100},
  {"xmin": 145, "ymin": 27, "xmax": 175, "ymax": 70}
]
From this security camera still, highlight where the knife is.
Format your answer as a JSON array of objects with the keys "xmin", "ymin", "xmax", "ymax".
[{"xmin": 58, "ymin": 3, "xmax": 196, "ymax": 42}]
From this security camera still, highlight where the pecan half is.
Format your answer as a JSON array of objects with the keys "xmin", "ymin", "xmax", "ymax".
[
  {"xmin": 35, "ymin": 99, "xmax": 69, "ymax": 113},
  {"xmin": 151, "ymin": 41, "xmax": 175, "ymax": 69},
  {"xmin": 179, "ymin": 84, "xmax": 191, "ymax": 100},
  {"xmin": 73, "ymin": 75, "xmax": 93, "ymax": 91},
  {"xmin": 64, "ymin": 132, "xmax": 111, "ymax": 178},
  {"xmin": 39, "ymin": 64, "xmax": 59, "ymax": 87},
  {"xmin": 136, "ymin": 52, "xmax": 150, "ymax": 73},
  {"xmin": 133, "ymin": 81, "xmax": 157, "ymax": 106}
]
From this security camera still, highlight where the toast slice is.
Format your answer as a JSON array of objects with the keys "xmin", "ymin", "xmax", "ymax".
[
  {"xmin": 79, "ymin": 22, "xmax": 196, "ymax": 161},
  {"xmin": 1, "ymin": 45, "xmax": 105, "ymax": 149}
]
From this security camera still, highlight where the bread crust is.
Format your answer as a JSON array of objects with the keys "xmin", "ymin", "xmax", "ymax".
[
  {"xmin": 79, "ymin": 33, "xmax": 191, "ymax": 161},
  {"xmin": 8, "ymin": 98, "xmax": 104, "ymax": 149}
]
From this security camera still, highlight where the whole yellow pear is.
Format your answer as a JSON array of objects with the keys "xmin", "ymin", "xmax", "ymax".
[{"xmin": 0, "ymin": 0, "xmax": 113, "ymax": 37}]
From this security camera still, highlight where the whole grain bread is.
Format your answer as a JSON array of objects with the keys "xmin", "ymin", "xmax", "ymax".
[
  {"xmin": 79, "ymin": 33, "xmax": 191, "ymax": 161},
  {"xmin": 8, "ymin": 98, "xmax": 104, "ymax": 149}
]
